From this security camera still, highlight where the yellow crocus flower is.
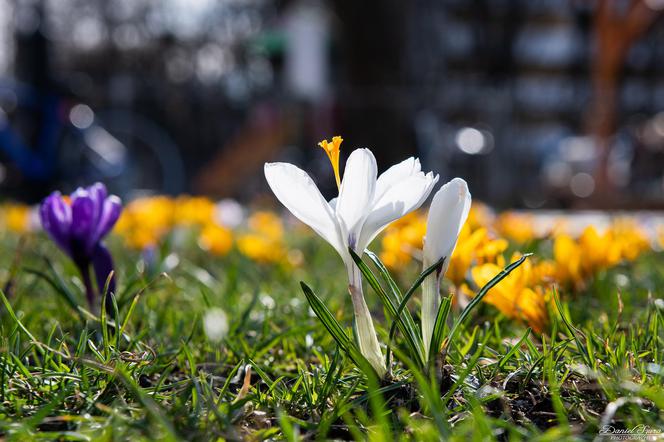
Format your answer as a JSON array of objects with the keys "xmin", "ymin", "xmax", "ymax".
[
  {"xmin": 447, "ymin": 226, "xmax": 506, "ymax": 286},
  {"xmin": 379, "ymin": 212, "xmax": 426, "ymax": 269},
  {"xmin": 114, "ymin": 196, "xmax": 176, "ymax": 249},
  {"xmin": 2, "ymin": 204, "xmax": 32, "ymax": 233},
  {"xmin": 199, "ymin": 223, "xmax": 233, "ymax": 256},
  {"xmin": 553, "ymin": 233, "xmax": 583, "ymax": 287},
  {"xmin": 470, "ymin": 254, "xmax": 548, "ymax": 332},
  {"xmin": 248, "ymin": 211, "xmax": 284, "ymax": 241},
  {"xmin": 237, "ymin": 233, "xmax": 285, "ymax": 263},
  {"xmin": 466, "ymin": 202, "xmax": 495, "ymax": 230},
  {"xmin": 495, "ymin": 212, "xmax": 538, "ymax": 244},
  {"xmin": 237, "ymin": 211, "xmax": 287, "ymax": 264},
  {"xmin": 174, "ymin": 196, "xmax": 215, "ymax": 227}
]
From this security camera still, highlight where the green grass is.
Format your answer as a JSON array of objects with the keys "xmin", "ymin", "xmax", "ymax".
[{"xmin": 0, "ymin": 230, "xmax": 663, "ymax": 441}]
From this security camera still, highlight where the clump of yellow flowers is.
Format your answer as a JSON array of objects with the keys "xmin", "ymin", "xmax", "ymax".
[
  {"xmin": 553, "ymin": 220, "xmax": 650, "ymax": 290},
  {"xmin": 114, "ymin": 195, "xmax": 223, "ymax": 251},
  {"xmin": 379, "ymin": 203, "xmax": 654, "ymax": 332},
  {"xmin": 112, "ymin": 195, "xmax": 288, "ymax": 264}
]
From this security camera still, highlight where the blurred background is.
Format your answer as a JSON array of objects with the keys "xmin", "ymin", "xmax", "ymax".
[{"xmin": 0, "ymin": 0, "xmax": 662, "ymax": 209}]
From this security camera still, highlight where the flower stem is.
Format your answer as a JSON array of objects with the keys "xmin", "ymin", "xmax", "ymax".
[
  {"xmin": 421, "ymin": 260, "xmax": 442, "ymax": 358},
  {"xmin": 79, "ymin": 264, "xmax": 97, "ymax": 313},
  {"xmin": 347, "ymin": 262, "xmax": 386, "ymax": 378}
]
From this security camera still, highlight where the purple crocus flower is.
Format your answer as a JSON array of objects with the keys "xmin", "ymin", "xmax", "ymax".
[{"xmin": 40, "ymin": 182, "xmax": 122, "ymax": 311}]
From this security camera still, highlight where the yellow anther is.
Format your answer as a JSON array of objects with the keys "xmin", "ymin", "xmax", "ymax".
[{"xmin": 318, "ymin": 136, "xmax": 343, "ymax": 189}]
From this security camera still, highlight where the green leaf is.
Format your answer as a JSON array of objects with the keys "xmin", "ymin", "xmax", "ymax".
[
  {"xmin": 552, "ymin": 287, "xmax": 592, "ymax": 367},
  {"xmin": 383, "ymin": 254, "xmax": 446, "ymax": 367},
  {"xmin": 362, "ymin": 250, "xmax": 428, "ymax": 368},
  {"xmin": 277, "ymin": 407, "xmax": 299, "ymax": 442},
  {"xmin": 389, "ymin": 346, "xmax": 451, "ymax": 437},
  {"xmin": 491, "ymin": 327, "xmax": 532, "ymax": 378},
  {"xmin": 25, "ymin": 258, "xmax": 83, "ymax": 321},
  {"xmin": 0, "ymin": 289, "xmax": 43, "ymax": 356},
  {"xmin": 349, "ymin": 249, "xmax": 425, "ymax": 368},
  {"xmin": 299, "ymin": 281, "xmax": 376, "ymax": 378},
  {"xmin": 319, "ymin": 349, "xmax": 341, "ymax": 409},
  {"xmin": 401, "ymin": 255, "xmax": 446, "ymax": 311},
  {"xmin": 363, "ymin": 250, "xmax": 403, "ymax": 301},
  {"xmin": 443, "ymin": 254, "xmax": 531, "ymax": 354},
  {"xmin": 100, "ymin": 289, "xmax": 111, "ymax": 361},
  {"xmin": 429, "ymin": 296, "xmax": 452, "ymax": 365}
]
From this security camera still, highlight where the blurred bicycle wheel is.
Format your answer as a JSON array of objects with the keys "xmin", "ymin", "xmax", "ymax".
[{"xmin": 58, "ymin": 109, "xmax": 186, "ymax": 198}]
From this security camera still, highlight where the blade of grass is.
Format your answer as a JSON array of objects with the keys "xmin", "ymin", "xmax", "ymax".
[
  {"xmin": 114, "ymin": 366, "xmax": 180, "ymax": 441},
  {"xmin": 552, "ymin": 287, "xmax": 592, "ymax": 367},
  {"xmin": 491, "ymin": 327, "xmax": 531, "ymax": 378},
  {"xmin": 0, "ymin": 289, "xmax": 44, "ymax": 356},
  {"xmin": 390, "ymin": 346, "xmax": 450, "ymax": 437},
  {"xmin": 24, "ymin": 264, "xmax": 82, "ymax": 321},
  {"xmin": 385, "ymin": 255, "xmax": 446, "ymax": 366},
  {"xmin": 300, "ymin": 281, "xmax": 376, "ymax": 378},
  {"xmin": 443, "ymin": 254, "xmax": 531, "ymax": 354}
]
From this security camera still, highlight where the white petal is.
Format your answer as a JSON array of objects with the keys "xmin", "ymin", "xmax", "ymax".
[
  {"xmin": 415, "ymin": 172, "xmax": 440, "ymax": 210},
  {"xmin": 373, "ymin": 157, "xmax": 421, "ymax": 202},
  {"xmin": 423, "ymin": 178, "xmax": 472, "ymax": 265},
  {"xmin": 264, "ymin": 162, "xmax": 344, "ymax": 255},
  {"xmin": 357, "ymin": 171, "xmax": 439, "ymax": 251},
  {"xmin": 335, "ymin": 149, "xmax": 377, "ymax": 250}
]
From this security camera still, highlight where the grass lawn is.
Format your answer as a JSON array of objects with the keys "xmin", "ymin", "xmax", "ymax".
[{"xmin": 0, "ymin": 215, "xmax": 663, "ymax": 441}]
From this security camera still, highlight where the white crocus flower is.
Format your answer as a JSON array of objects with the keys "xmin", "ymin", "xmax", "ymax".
[
  {"xmin": 421, "ymin": 178, "xmax": 471, "ymax": 357},
  {"xmin": 264, "ymin": 138, "xmax": 438, "ymax": 376}
]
